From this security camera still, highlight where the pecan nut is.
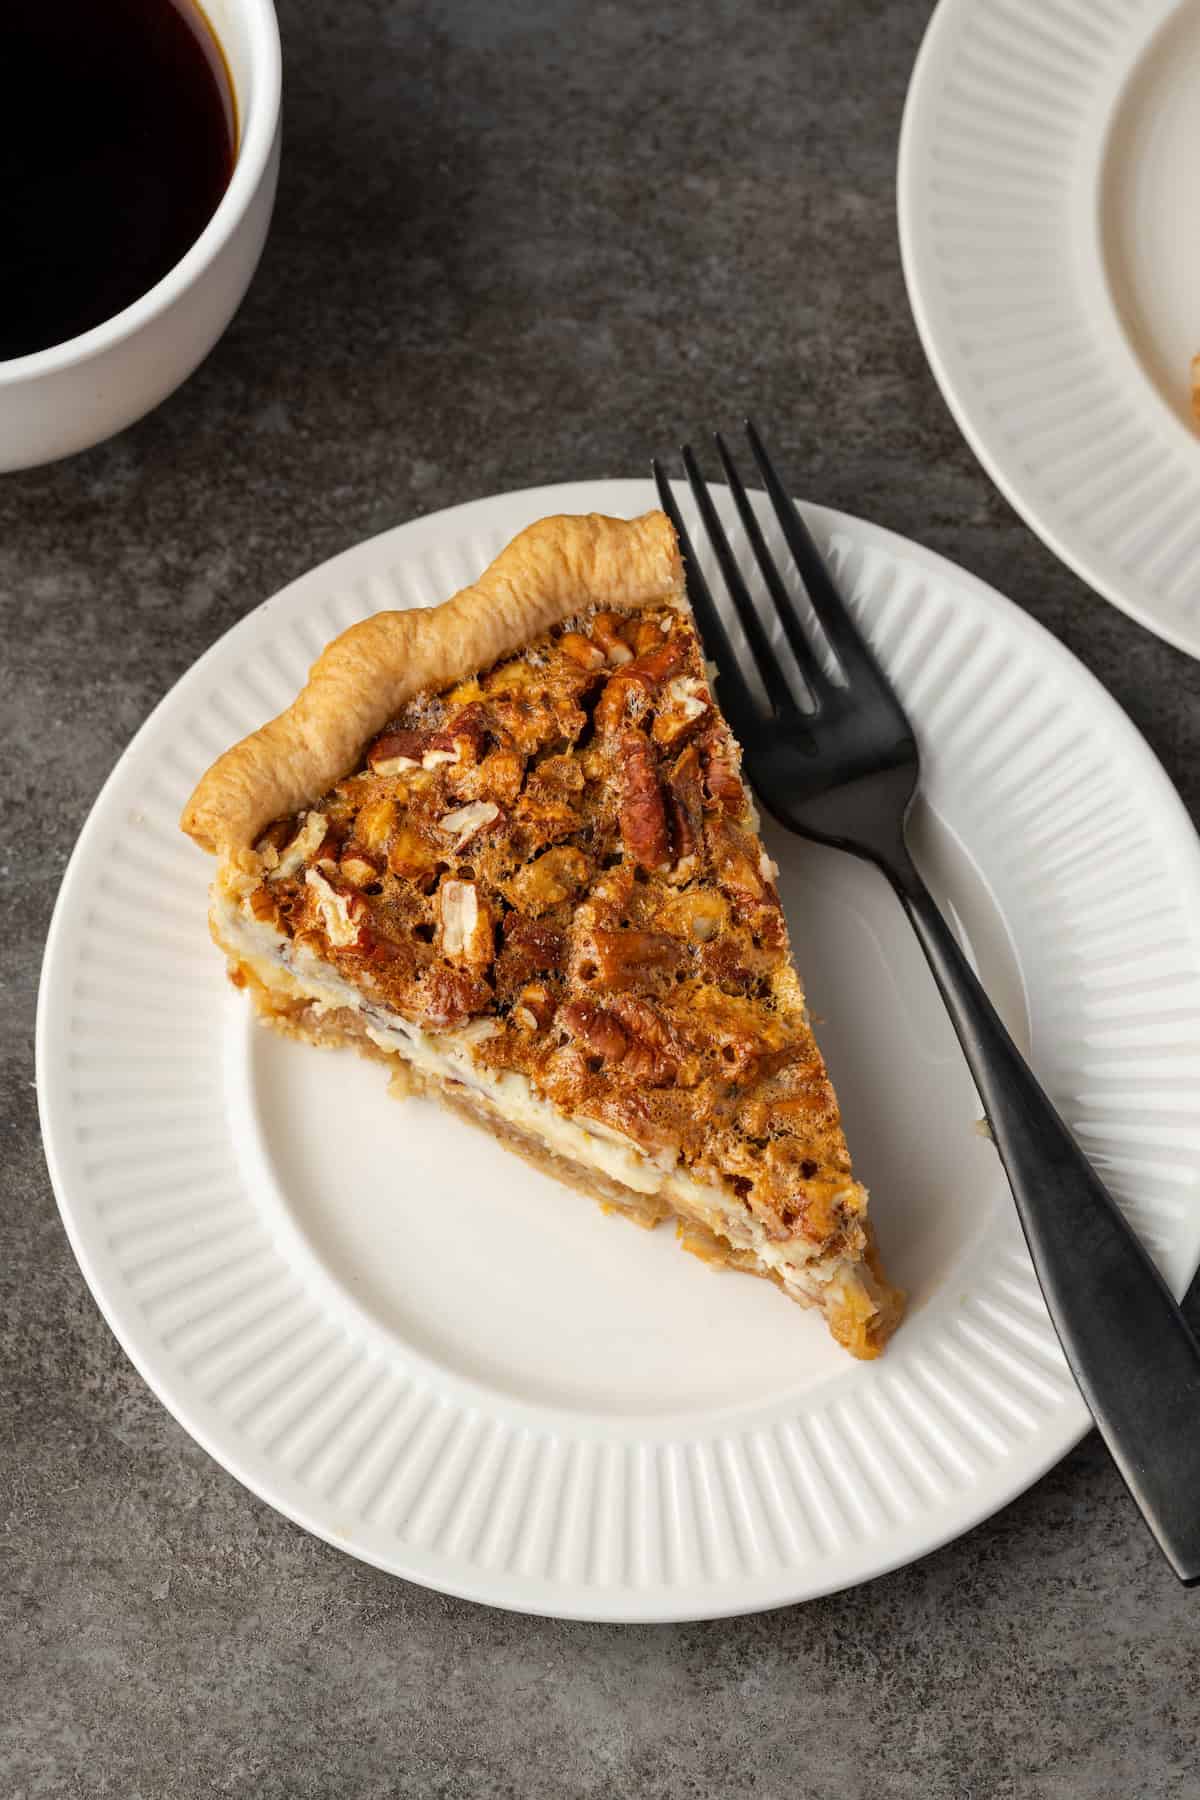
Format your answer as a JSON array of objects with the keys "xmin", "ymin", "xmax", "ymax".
[
  {"xmin": 512, "ymin": 792, "xmax": 583, "ymax": 852},
  {"xmin": 355, "ymin": 797, "xmax": 396, "ymax": 854},
  {"xmin": 437, "ymin": 799, "xmax": 501, "ymax": 852},
  {"xmin": 526, "ymin": 753, "xmax": 585, "ymax": 799},
  {"xmin": 268, "ymin": 810, "xmax": 329, "ymax": 880},
  {"xmin": 439, "ymin": 878, "xmax": 494, "ymax": 969},
  {"xmin": 616, "ymin": 731, "xmax": 670, "ymax": 871},
  {"xmin": 423, "ymin": 702, "xmax": 489, "ymax": 768},
  {"xmin": 387, "ymin": 823, "xmax": 440, "ymax": 885},
  {"xmin": 367, "ymin": 728, "xmax": 426, "ymax": 775},
  {"xmin": 608, "ymin": 995, "xmax": 678, "ymax": 1083},
  {"xmin": 707, "ymin": 819, "xmax": 765, "ymax": 904},
  {"xmin": 590, "ymin": 612, "xmax": 634, "ymax": 665},
  {"xmin": 652, "ymin": 675, "xmax": 710, "ymax": 748},
  {"xmin": 559, "ymin": 1000, "xmax": 629, "ymax": 1063},
  {"xmin": 595, "ymin": 635, "xmax": 687, "ymax": 733},
  {"xmin": 503, "ymin": 912, "xmax": 565, "ymax": 974},
  {"xmin": 339, "ymin": 850, "xmax": 380, "ymax": 888},
  {"xmin": 504, "ymin": 845, "xmax": 590, "ymax": 916},
  {"xmin": 702, "ymin": 739, "xmax": 746, "ymax": 816},
  {"xmin": 665, "ymin": 743, "xmax": 703, "ymax": 868},
  {"xmin": 514, "ymin": 981, "xmax": 556, "ymax": 1032},
  {"xmin": 304, "ymin": 867, "xmax": 367, "ymax": 948},
  {"xmin": 660, "ymin": 888, "xmax": 728, "ymax": 944},
  {"xmin": 447, "ymin": 702, "xmax": 489, "ymax": 757},
  {"xmin": 474, "ymin": 748, "xmax": 526, "ymax": 807},
  {"xmin": 416, "ymin": 963, "xmax": 490, "ymax": 1028},
  {"xmin": 587, "ymin": 927, "xmax": 683, "ymax": 990},
  {"xmin": 631, "ymin": 616, "xmax": 667, "ymax": 656},
  {"xmin": 558, "ymin": 631, "xmax": 606, "ymax": 671}
]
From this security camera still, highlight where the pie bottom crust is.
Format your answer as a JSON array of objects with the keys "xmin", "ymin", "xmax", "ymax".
[{"xmin": 236, "ymin": 966, "xmax": 903, "ymax": 1358}]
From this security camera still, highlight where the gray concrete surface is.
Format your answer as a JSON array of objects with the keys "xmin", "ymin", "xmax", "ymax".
[{"xmin": 5, "ymin": 1, "xmax": 1200, "ymax": 1794}]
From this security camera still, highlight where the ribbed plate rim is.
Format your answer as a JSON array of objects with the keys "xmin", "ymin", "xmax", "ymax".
[{"xmin": 897, "ymin": 0, "xmax": 1200, "ymax": 660}]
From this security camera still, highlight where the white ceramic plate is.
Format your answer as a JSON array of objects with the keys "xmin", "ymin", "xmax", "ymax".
[
  {"xmin": 899, "ymin": 0, "xmax": 1200, "ymax": 658},
  {"xmin": 37, "ymin": 481, "xmax": 1200, "ymax": 1620}
]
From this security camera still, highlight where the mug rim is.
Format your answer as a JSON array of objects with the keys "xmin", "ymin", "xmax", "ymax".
[{"xmin": 0, "ymin": 0, "xmax": 282, "ymax": 386}]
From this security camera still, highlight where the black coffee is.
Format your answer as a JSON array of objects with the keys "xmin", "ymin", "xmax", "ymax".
[{"xmin": 2, "ymin": 0, "xmax": 235, "ymax": 360}]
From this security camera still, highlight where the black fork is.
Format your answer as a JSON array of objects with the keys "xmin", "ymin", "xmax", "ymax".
[{"xmin": 653, "ymin": 423, "xmax": 1200, "ymax": 1586}]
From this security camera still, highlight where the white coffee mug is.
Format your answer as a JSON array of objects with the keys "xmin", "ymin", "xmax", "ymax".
[{"xmin": 0, "ymin": 0, "xmax": 282, "ymax": 473}]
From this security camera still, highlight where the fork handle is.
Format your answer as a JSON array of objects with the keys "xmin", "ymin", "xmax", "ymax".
[{"xmin": 887, "ymin": 851, "xmax": 1200, "ymax": 1584}]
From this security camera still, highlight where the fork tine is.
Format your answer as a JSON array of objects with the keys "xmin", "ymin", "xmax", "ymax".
[
  {"xmin": 680, "ymin": 443, "xmax": 795, "ymax": 716},
  {"xmin": 714, "ymin": 430, "xmax": 835, "ymax": 706},
  {"xmin": 651, "ymin": 460, "xmax": 764, "ymax": 743},
  {"xmin": 744, "ymin": 418, "xmax": 893, "ymax": 692}
]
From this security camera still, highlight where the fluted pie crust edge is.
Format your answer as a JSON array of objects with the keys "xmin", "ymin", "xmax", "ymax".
[{"xmin": 181, "ymin": 512, "xmax": 683, "ymax": 856}]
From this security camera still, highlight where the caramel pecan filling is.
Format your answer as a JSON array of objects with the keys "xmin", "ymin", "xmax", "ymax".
[{"xmin": 246, "ymin": 603, "xmax": 858, "ymax": 1251}]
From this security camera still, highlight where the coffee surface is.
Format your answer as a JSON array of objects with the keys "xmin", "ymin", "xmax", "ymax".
[{"xmin": 1, "ymin": 0, "xmax": 235, "ymax": 360}]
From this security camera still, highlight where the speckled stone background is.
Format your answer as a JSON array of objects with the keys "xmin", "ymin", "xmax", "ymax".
[{"xmin": 5, "ymin": 0, "xmax": 1200, "ymax": 1794}]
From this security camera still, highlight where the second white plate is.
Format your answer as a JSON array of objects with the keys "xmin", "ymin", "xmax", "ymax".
[
  {"xmin": 37, "ymin": 480, "xmax": 1200, "ymax": 1619},
  {"xmin": 899, "ymin": 0, "xmax": 1200, "ymax": 658}
]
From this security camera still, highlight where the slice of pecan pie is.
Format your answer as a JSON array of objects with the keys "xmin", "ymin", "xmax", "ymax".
[{"xmin": 182, "ymin": 511, "xmax": 903, "ymax": 1357}]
